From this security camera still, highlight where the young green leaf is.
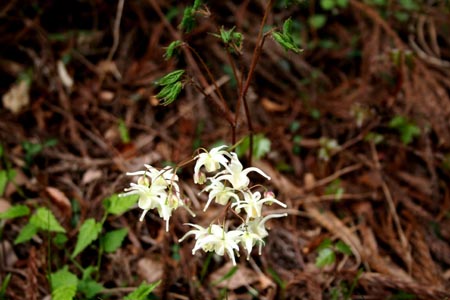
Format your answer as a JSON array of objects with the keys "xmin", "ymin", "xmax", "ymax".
[
  {"xmin": 71, "ymin": 218, "xmax": 102, "ymax": 258},
  {"xmin": 0, "ymin": 273, "xmax": 11, "ymax": 298},
  {"xmin": 335, "ymin": 240, "xmax": 352, "ymax": 255},
  {"xmin": 101, "ymin": 228, "xmax": 128, "ymax": 253},
  {"xmin": 0, "ymin": 205, "xmax": 30, "ymax": 220},
  {"xmin": 104, "ymin": 194, "xmax": 138, "ymax": 216},
  {"xmin": 282, "ymin": 18, "xmax": 293, "ymax": 35},
  {"xmin": 212, "ymin": 266, "xmax": 238, "ymax": 286},
  {"xmin": 124, "ymin": 280, "xmax": 162, "ymax": 300},
  {"xmin": 77, "ymin": 279, "xmax": 104, "ymax": 299},
  {"xmin": 235, "ymin": 133, "xmax": 271, "ymax": 160},
  {"xmin": 179, "ymin": 6, "xmax": 196, "ymax": 33},
  {"xmin": 272, "ymin": 32, "xmax": 301, "ymax": 53},
  {"xmin": 157, "ymin": 81, "xmax": 183, "ymax": 106},
  {"xmin": 0, "ymin": 171, "xmax": 7, "ymax": 197},
  {"xmin": 29, "ymin": 207, "xmax": 65, "ymax": 233},
  {"xmin": 193, "ymin": 0, "xmax": 202, "ymax": 10},
  {"xmin": 308, "ymin": 14, "xmax": 327, "ymax": 29},
  {"xmin": 0, "ymin": 169, "xmax": 16, "ymax": 197},
  {"xmin": 315, "ymin": 247, "xmax": 336, "ymax": 267},
  {"xmin": 164, "ymin": 40, "xmax": 183, "ymax": 60},
  {"xmin": 155, "ymin": 70, "xmax": 185, "ymax": 86},
  {"xmin": 50, "ymin": 266, "xmax": 78, "ymax": 300},
  {"xmin": 14, "ymin": 222, "xmax": 38, "ymax": 244},
  {"xmin": 118, "ymin": 119, "xmax": 130, "ymax": 144}
]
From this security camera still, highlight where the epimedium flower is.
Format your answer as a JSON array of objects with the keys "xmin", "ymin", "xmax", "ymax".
[
  {"xmin": 193, "ymin": 145, "xmax": 230, "ymax": 184},
  {"xmin": 246, "ymin": 213, "xmax": 288, "ymax": 240},
  {"xmin": 232, "ymin": 190, "xmax": 287, "ymax": 221},
  {"xmin": 121, "ymin": 165, "xmax": 182, "ymax": 231},
  {"xmin": 239, "ymin": 230, "xmax": 265, "ymax": 260},
  {"xmin": 182, "ymin": 224, "xmax": 243, "ymax": 266},
  {"xmin": 214, "ymin": 153, "xmax": 270, "ymax": 190},
  {"xmin": 239, "ymin": 213, "xmax": 288, "ymax": 258},
  {"xmin": 200, "ymin": 179, "xmax": 240, "ymax": 211}
]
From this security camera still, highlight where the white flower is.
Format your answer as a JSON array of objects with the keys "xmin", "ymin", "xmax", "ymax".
[
  {"xmin": 186, "ymin": 224, "xmax": 243, "ymax": 266},
  {"xmin": 121, "ymin": 165, "xmax": 182, "ymax": 231},
  {"xmin": 246, "ymin": 213, "xmax": 288, "ymax": 239},
  {"xmin": 239, "ymin": 230, "xmax": 264, "ymax": 260},
  {"xmin": 240, "ymin": 213, "xmax": 288, "ymax": 257},
  {"xmin": 178, "ymin": 223, "xmax": 210, "ymax": 242},
  {"xmin": 215, "ymin": 153, "xmax": 270, "ymax": 190},
  {"xmin": 200, "ymin": 179, "xmax": 240, "ymax": 211},
  {"xmin": 193, "ymin": 145, "xmax": 230, "ymax": 184},
  {"xmin": 232, "ymin": 191, "xmax": 287, "ymax": 221}
]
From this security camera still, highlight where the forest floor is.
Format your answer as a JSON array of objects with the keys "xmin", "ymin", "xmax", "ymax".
[{"xmin": 0, "ymin": 1, "xmax": 450, "ymax": 299}]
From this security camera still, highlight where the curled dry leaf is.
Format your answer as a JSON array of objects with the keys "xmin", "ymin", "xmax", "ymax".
[
  {"xmin": 81, "ymin": 169, "xmax": 103, "ymax": 185},
  {"xmin": 2, "ymin": 80, "xmax": 30, "ymax": 114},
  {"xmin": 261, "ymin": 97, "xmax": 289, "ymax": 112},
  {"xmin": 137, "ymin": 257, "xmax": 163, "ymax": 284},
  {"xmin": 45, "ymin": 186, "xmax": 72, "ymax": 218}
]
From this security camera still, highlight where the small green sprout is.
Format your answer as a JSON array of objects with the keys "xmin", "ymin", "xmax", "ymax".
[
  {"xmin": 272, "ymin": 18, "xmax": 302, "ymax": 53},
  {"xmin": 164, "ymin": 40, "xmax": 183, "ymax": 60},
  {"xmin": 388, "ymin": 116, "xmax": 421, "ymax": 145},
  {"xmin": 212, "ymin": 26, "xmax": 244, "ymax": 53},
  {"xmin": 155, "ymin": 70, "xmax": 185, "ymax": 105}
]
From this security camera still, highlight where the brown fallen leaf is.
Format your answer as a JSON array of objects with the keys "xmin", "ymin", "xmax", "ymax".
[
  {"xmin": 45, "ymin": 187, "xmax": 72, "ymax": 218},
  {"xmin": 209, "ymin": 262, "xmax": 259, "ymax": 290},
  {"xmin": 137, "ymin": 257, "xmax": 164, "ymax": 284},
  {"xmin": 81, "ymin": 169, "xmax": 103, "ymax": 185}
]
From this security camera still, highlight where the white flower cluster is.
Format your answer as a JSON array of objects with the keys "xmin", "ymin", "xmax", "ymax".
[
  {"xmin": 121, "ymin": 165, "xmax": 185, "ymax": 232},
  {"xmin": 180, "ymin": 145, "xmax": 287, "ymax": 265},
  {"xmin": 121, "ymin": 145, "xmax": 287, "ymax": 265}
]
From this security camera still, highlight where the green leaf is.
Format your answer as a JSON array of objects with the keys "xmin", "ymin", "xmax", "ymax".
[
  {"xmin": 282, "ymin": 18, "xmax": 293, "ymax": 35},
  {"xmin": 155, "ymin": 70, "xmax": 185, "ymax": 86},
  {"xmin": 50, "ymin": 266, "xmax": 78, "ymax": 300},
  {"xmin": 315, "ymin": 247, "xmax": 336, "ymax": 267},
  {"xmin": 0, "ymin": 171, "xmax": 7, "ymax": 197},
  {"xmin": 14, "ymin": 222, "xmax": 38, "ymax": 244},
  {"xmin": 101, "ymin": 228, "xmax": 128, "ymax": 253},
  {"xmin": 336, "ymin": 0, "xmax": 349, "ymax": 8},
  {"xmin": 253, "ymin": 134, "xmax": 271, "ymax": 160},
  {"xmin": 118, "ymin": 119, "xmax": 130, "ymax": 144},
  {"xmin": 179, "ymin": 6, "xmax": 196, "ymax": 33},
  {"xmin": 157, "ymin": 81, "xmax": 183, "ymax": 106},
  {"xmin": 212, "ymin": 266, "xmax": 238, "ymax": 286},
  {"xmin": 308, "ymin": 14, "xmax": 327, "ymax": 29},
  {"xmin": 272, "ymin": 32, "xmax": 301, "ymax": 53},
  {"xmin": 193, "ymin": 0, "xmax": 202, "ymax": 10},
  {"xmin": 320, "ymin": 0, "xmax": 336, "ymax": 10},
  {"xmin": 124, "ymin": 280, "xmax": 162, "ymax": 300},
  {"xmin": 164, "ymin": 40, "xmax": 183, "ymax": 60},
  {"xmin": 78, "ymin": 279, "xmax": 104, "ymax": 298},
  {"xmin": 388, "ymin": 116, "xmax": 421, "ymax": 144},
  {"xmin": 335, "ymin": 240, "xmax": 352, "ymax": 255},
  {"xmin": 0, "ymin": 144, "xmax": 4, "ymax": 158},
  {"xmin": 104, "ymin": 194, "xmax": 138, "ymax": 216},
  {"xmin": 29, "ymin": 207, "xmax": 65, "ymax": 233},
  {"xmin": 235, "ymin": 133, "xmax": 271, "ymax": 160},
  {"xmin": 53, "ymin": 233, "xmax": 68, "ymax": 247},
  {"xmin": 0, "ymin": 273, "xmax": 11, "ymax": 298},
  {"xmin": 0, "ymin": 205, "xmax": 30, "ymax": 220},
  {"xmin": 52, "ymin": 285, "xmax": 77, "ymax": 300},
  {"xmin": 317, "ymin": 238, "xmax": 333, "ymax": 251},
  {"xmin": 71, "ymin": 218, "xmax": 102, "ymax": 258},
  {"xmin": 0, "ymin": 169, "xmax": 16, "ymax": 197}
]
